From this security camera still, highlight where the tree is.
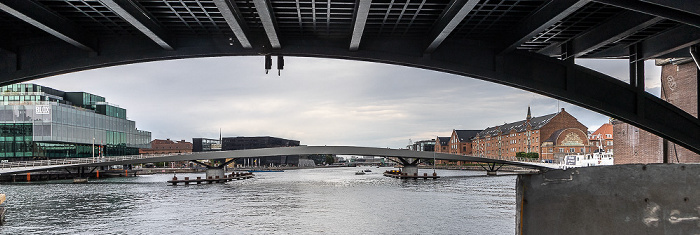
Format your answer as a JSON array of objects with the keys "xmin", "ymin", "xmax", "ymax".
[
  {"xmin": 516, "ymin": 152, "xmax": 539, "ymax": 159},
  {"xmin": 325, "ymin": 155, "xmax": 335, "ymax": 164}
]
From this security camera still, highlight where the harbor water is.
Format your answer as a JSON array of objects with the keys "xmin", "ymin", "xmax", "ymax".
[{"xmin": 0, "ymin": 167, "xmax": 516, "ymax": 234}]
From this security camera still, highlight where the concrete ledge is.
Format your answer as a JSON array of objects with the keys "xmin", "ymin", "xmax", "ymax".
[{"xmin": 517, "ymin": 164, "xmax": 700, "ymax": 235}]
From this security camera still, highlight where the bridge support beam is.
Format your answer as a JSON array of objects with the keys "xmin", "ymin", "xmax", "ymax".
[
  {"xmin": 516, "ymin": 164, "xmax": 700, "ymax": 234},
  {"xmin": 480, "ymin": 162, "xmax": 503, "ymax": 176},
  {"xmin": 392, "ymin": 157, "xmax": 421, "ymax": 176},
  {"xmin": 192, "ymin": 159, "xmax": 236, "ymax": 180}
]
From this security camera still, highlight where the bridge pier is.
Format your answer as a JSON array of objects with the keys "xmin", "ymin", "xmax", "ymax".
[
  {"xmin": 401, "ymin": 165, "xmax": 418, "ymax": 176},
  {"xmin": 517, "ymin": 164, "xmax": 700, "ymax": 234},
  {"xmin": 205, "ymin": 168, "xmax": 225, "ymax": 179},
  {"xmin": 192, "ymin": 159, "xmax": 236, "ymax": 180}
]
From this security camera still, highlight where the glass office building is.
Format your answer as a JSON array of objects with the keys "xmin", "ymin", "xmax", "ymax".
[{"xmin": 0, "ymin": 84, "xmax": 151, "ymax": 161}]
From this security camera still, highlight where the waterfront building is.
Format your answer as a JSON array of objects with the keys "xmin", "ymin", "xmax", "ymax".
[
  {"xmin": 0, "ymin": 83, "xmax": 151, "ymax": 161},
  {"xmin": 447, "ymin": 130, "xmax": 480, "ymax": 165},
  {"xmin": 434, "ymin": 136, "xmax": 451, "ymax": 165},
  {"xmin": 434, "ymin": 137, "xmax": 450, "ymax": 153},
  {"xmin": 614, "ymin": 59, "xmax": 699, "ymax": 164},
  {"xmin": 449, "ymin": 130, "xmax": 480, "ymax": 155},
  {"xmin": 589, "ymin": 122, "xmax": 613, "ymax": 153},
  {"xmin": 192, "ymin": 138, "xmax": 221, "ymax": 152},
  {"xmin": 139, "ymin": 139, "xmax": 192, "ymax": 155},
  {"xmin": 193, "ymin": 136, "xmax": 304, "ymax": 166},
  {"xmin": 471, "ymin": 107, "xmax": 588, "ymax": 160},
  {"xmin": 221, "ymin": 136, "xmax": 299, "ymax": 151},
  {"xmin": 408, "ymin": 139, "xmax": 435, "ymax": 151}
]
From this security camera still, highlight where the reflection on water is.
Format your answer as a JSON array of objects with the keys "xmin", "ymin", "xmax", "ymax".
[{"xmin": 0, "ymin": 168, "xmax": 515, "ymax": 234}]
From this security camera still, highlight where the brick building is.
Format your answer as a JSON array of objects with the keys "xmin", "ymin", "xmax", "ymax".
[
  {"xmin": 613, "ymin": 59, "xmax": 699, "ymax": 164},
  {"xmin": 434, "ymin": 136, "xmax": 450, "ymax": 165},
  {"xmin": 612, "ymin": 120, "xmax": 663, "ymax": 164},
  {"xmin": 541, "ymin": 127, "xmax": 592, "ymax": 160},
  {"xmin": 435, "ymin": 137, "xmax": 450, "ymax": 153},
  {"xmin": 139, "ymin": 139, "xmax": 192, "ymax": 154},
  {"xmin": 448, "ymin": 130, "xmax": 481, "ymax": 155},
  {"xmin": 472, "ymin": 107, "xmax": 588, "ymax": 160},
  {"xmin": 589, "ymin": 122, "xmax": 614, "ymax": 153}
]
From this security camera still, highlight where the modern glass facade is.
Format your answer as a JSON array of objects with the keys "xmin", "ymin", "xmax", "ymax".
[{"xmin": 0, "ymin": 84, "xmax": 151, "ymax": 161}]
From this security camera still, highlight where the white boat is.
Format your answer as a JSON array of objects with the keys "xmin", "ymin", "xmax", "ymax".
[
  {"xmin": 560, "ymin": 152, "xmax": 614, "ymax": 169},
  {"xmin": 355, "ymin": 171, "xmax": 366, "ymax": 175}
]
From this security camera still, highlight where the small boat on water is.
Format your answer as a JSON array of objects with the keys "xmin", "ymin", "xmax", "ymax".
[
  {"xmin": 355, "ymin": 171, "xmax": 366, "ymax": 175},
  {"xmin": 363, "ymin": 169, "xmax": 372, "ymax": 172}
]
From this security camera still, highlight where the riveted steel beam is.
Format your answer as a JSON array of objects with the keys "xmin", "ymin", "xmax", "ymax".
[
  {"xmin": 500, "ymin": 0, "xmax": 590, "ymax": 55},
  {"xmin": 0, "ymin": 0, "xmax": 94, "ymax": 51},
  {"xmin": 593, "ymin": 0, "xmax": 700, "ymax": 28},
  {"xmin": 98, "ymin": 0, "xmax": 173, "ymax": 50},
  {"xmin": 252, "ymin": 0, "xmax": 281, "ymax": 49},
  {"xmin": 349, "ymin": 0, "xmax": 372, "ymax": 51},
  {"xmin": 640, "ymin": 25, "xmax": 700, "ymax": 60},
  {"xmin": 538, "ymin": 11, "xmax": 662, "ymax": 59},
  {"xmin": 640, "ymin": 0, "xmax": 700, "ymax": 16},
  {"xmin": 588, "ymin": 25, "xmax": 700, "ymax": 60},
  {"xmin": 424, "ymin": 0, "xmax": 480, "ymax": 54},
  {"xmin": 213, "ymin": 0, "xmax": 252, "ymax": 49}
]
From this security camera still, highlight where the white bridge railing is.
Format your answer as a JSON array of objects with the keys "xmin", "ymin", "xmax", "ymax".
[{"xmin": 0, "ymin": 153, "xmax": 193, "ymax": 169}]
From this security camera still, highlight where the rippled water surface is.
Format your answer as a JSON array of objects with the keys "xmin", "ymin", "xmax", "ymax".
[{"xmin": 0, "ymin": 167, "xmax": 516, "ymax": 234}]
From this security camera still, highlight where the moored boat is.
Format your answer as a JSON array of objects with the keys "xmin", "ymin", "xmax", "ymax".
[{"xmin": 560, "ymin": 152, "xmax": 614, "ymax": 169}]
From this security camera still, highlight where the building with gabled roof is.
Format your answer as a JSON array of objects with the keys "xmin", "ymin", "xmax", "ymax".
[
  {"xmin": 589, "ymin": 122, "xmax": 613, "ymax": 154},
  {"xmin": 449, "ymin": 130, "xmax": 481, "ymax": 155},
  {"xmin": 435, "ymin": 136, "xmax": 450, "ymax": 153},
  {"xmin": 471, "ymin": 107, "xmax": 588, "ymax": 160}
]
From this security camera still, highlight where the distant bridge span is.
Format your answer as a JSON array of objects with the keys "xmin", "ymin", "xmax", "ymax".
[{"xmin": 0, "ymin": 146, "xmax": 556, "ymax": 175}]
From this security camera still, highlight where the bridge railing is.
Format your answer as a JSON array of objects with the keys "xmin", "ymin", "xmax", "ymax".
[
  {"xmin": 484, "ymin": 155, "xmax": 550, "ymax": 164},
  {"xmin": 0, "ymin": 152, "xmax": 193, "ymax": 169}
]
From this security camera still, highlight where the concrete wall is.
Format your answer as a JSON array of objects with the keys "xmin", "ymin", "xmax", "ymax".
[{"xmin": 516, "ymin": 164, "xmax": 700, "ymax": 235}]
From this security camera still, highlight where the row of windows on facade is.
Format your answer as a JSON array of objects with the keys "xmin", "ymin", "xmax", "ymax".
[
  {"xmin": 476, "ymin": 138, "xmax": 539, "ymax": 147},
  {"xmin": 482, "ymin": 147, "xmax": 586, "ymax": 154},
  {"xmin": 477, "ymin": 130, "xmax": 540, "ymax": 142}
]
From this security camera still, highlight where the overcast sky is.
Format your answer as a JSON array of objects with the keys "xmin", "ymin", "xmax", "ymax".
[{"xmin": 31, "ymin": 57, "xmax": 661, "ymax": 148}]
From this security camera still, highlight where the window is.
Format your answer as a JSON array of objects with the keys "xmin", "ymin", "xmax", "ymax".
[
  {"xmin": 559, "ymin": 148, "xmax": 564, "ymax": 153},
  {"xmin": 569, "ymin": 148, "xmax": 575, "ymax": 153},
  {"xmin": 607, "ymin": 141, "xmax": 613, "ymax": 146},
  {"xmin": 606, "ymin": 134, "xmax": 612, "ymax": 138}
]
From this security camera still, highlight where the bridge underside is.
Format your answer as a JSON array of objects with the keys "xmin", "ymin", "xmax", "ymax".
[{"xmin": 1, "ymin": 0, "xmax": 699, "ymax": 153}]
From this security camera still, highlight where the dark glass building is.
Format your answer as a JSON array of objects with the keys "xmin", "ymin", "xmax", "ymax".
[
  {"xmin": 221, "ymin": 136, "xmax": 300, "ymax": 151},
  {"xmin": 193, "ymin": 136, "xmax": 301, "ymax": 166},
  {"xmin": 0, "ymin": 84, "xmax": 151, "ymax": 161},
  {"xmin": 192, "ymin": 138, "xmax": 221, "ymax": 152}
]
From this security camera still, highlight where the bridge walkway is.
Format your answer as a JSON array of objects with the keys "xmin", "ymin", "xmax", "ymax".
[{"xmin": 0, "ymin": 146, "xmax": 559, "ymax": 175}]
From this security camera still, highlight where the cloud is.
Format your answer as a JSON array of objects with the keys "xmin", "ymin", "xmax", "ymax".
[{"xmin": 31, "ymin": 56, "xmax": 660, "ymax": 148}]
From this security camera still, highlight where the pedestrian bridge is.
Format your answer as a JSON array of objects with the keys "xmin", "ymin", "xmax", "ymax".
[{"xmin": 0, "ymin": 146, "xmax": 557, "ymax": 175}]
